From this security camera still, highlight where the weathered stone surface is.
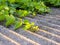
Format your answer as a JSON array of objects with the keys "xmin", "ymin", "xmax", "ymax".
[
  {"xmin": 0, "ymin": 26, "xmax": 39, "ymax": 45},
  {"xmin": 0, "ymin": 35, "xmax": 16, "ymax": 45}
]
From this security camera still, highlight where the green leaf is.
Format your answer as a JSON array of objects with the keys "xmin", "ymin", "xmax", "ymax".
[
  {"xmin": 17, "ymin": 10, "xmax": 29, "ymax": 17},
  {"xmin": 0, "ymin": 15, "xmax": 5, "ymax": 21},
  {"xmin": 23, "ymin": 23, "xmax": 31, "ymax": 30},
  {"xmin": 5, "ymin": 15, "xmax": 15, "ymax": 27},
  {"xmin": 30, "ymin": 26, "xmax": 39, "ymax": 32},
  {"xmin": 23, "ymin": 20, "xmax": 29, "ymax": 24},
  {"xmin": 14, "ymin": 19, "xmax": 23, "ymax": 30},
  {"xmin": 8, "ymin": 0, "xmax": 15, "ymax": 3}
]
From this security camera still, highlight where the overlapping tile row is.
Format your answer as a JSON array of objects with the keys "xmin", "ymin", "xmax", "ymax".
[{"xmin": 0, "ymin": 26, "xmax": 40, "ymax": 45}]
